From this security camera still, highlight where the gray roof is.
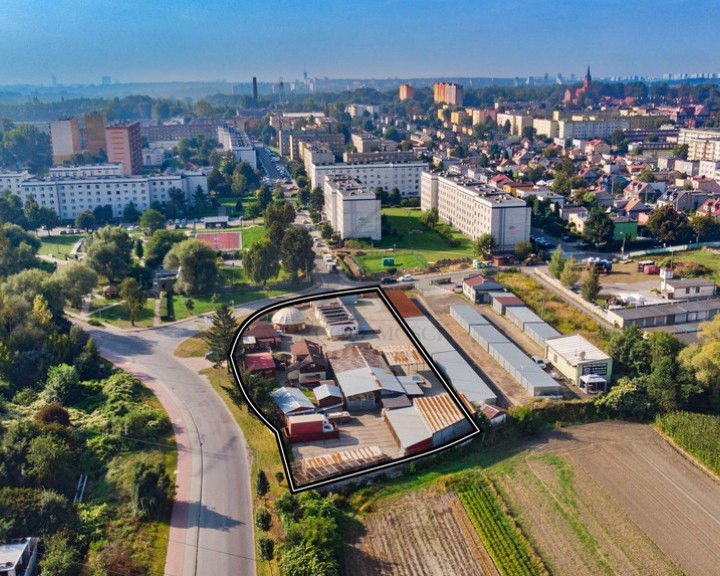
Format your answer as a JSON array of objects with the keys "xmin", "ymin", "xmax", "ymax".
[
  {"xmin": 432, "ymin": 350, "xmax": 497, "ymax": 406},
  {"xmin": 271, "ymin": 386, "xmax": 315, "ymax": 414},
  {"xmin": 545, "ymin": 334, "xmax": 611, "ymax": 364},
  {"xmin": 384, "ymin": 405, "xmax": 432, "ymax": 449},
  {"xmin": 314, "ymin": 384, "xmax": 342, "ymax": 402}
]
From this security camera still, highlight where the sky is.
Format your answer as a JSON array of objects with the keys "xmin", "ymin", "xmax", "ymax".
[{"xmin": 0, "ymin": 0, "xmax": 718, "ymax": 86}]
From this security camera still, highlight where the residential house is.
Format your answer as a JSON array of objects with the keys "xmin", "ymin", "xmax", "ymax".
[
  {"xmin": 243, "ymin": 320, "xmax": 281, "ymax": 350},
  {"xmin": 697, "ymin": 197, "xmax": 720, "ymax": 219},
  {"xmin": 657, "ymin": 187, "xmax": 711, "ymax": 212},
  {"xmin": 623, "ymin": 180, "xmax": 659, "ymax": 203},
  {"xmin": 585, "ymin": 139, "xmax": 611, "ymax": 155},
  {"xmin": 244, "ymin": 352, "xmax": 276, "ymax": 378},
  {"xmin": 287, "ymin": 339, "xmax": 327, "ymax": 385},
  {"xmin": 462, "ymin": 273, "xmax": 505, "ymax": 304},
  {"xmin": 691, "ymin": 175, "xmax": 720, "ymax": 194}
]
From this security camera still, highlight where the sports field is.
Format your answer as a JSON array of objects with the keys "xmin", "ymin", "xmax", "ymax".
[{"xmin": 196, "ymin": 231, "xmax": 243, "ymax": 250}]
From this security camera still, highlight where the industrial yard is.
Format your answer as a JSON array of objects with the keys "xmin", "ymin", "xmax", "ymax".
[{"xmin": 236, "ymin": 288, "xmax": 480, "ymax": 489}]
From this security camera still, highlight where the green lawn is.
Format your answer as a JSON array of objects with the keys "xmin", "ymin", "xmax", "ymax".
[
  {"xmin": 352, "ymin": 208, "xmax": 474, "ymax": 273},
  {"xmin": 88, "ymin": 298, "xmax": 156, "ymax": 328},
  {"xmin": 38, "ymin": 233, "xmax": 86, "ymax": 256},
  {"xmin": 241, "ymin": 225, "xmax": 266, "ymax": 247},
  {"xmin": 671, "ymin": 248, "xmax": 720, "ymax": 283}
]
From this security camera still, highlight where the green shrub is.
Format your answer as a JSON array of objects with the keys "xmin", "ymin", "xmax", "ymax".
[
  {"xmin": 258, "ymin": 536, "xmax": 274, "ymax": 561},
  {"xmin": 12, "ymin": 388, "xmax": 37, "ymax": 406},
  {"xmin": 254, "ymin": 506, "xmax": 272, "ymax": 531}
]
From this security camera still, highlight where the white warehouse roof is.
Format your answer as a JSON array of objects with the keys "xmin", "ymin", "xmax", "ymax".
[{"xmin": 545, "ymin": 334, "xmax": 611, "ymax": 365}]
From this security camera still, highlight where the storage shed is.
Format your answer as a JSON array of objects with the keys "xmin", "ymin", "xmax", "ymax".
[
  {"xmin": 468, "ymin": 323, "xmax": 509, "ymax": 352},
  {"xmin": 384, "ymin": 405, "xmax": 433, "ymax": 456},
  {"xmin": 271, "ymin": 386, "xmax": 316, "ymax": 418},
  {"xmin": 432, "ymin": 350, "xmax": 497, "ymax": 406},
  {"xmin": 523, "ymin": 322, "xmax": 562, "ymax": 348},
  {"xmin": 488, "ymin": 293, "xmax": 525, "ymax": 315},
  {"xmin": 545, "ymin": 334, "xmax": 613, "ymax": 385},
  {"xmin": 285, "ymin": 414, "xmax": 339, "ymax": 444},
  {"xmin": 313, "ymin": 384, "xmax": 344, "ymax": 409},
  {"xmin": 244, "ymin": 352, "xmax": 276, "ymax": 378},
  {"xmin": 450, "ymin": 305, "xmax": 490, "ymax": 332},
  {"xmin": 415, "ymin": 393, "xmax": 474, "ymax": 447},
  {"xmin": 505, "ymin": 306, "xmax": 544, "ymax": 331},
  {"xmin": 404, "ymin": 316, "xmax": 455, "ymax": 355}
]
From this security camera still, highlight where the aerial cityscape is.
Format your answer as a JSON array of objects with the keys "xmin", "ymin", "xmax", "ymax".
[{"xmin": 2, "ymin": 2, "xmax": 720, "ymax": 576}]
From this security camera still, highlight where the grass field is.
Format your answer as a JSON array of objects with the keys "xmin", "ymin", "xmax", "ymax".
[
  {"xmin": 241, "ymin": 225, "xmax": 266, "ymax": 248},
  {"xmin": 88, "ymin": 298, "xmax": 156, "ymax": 328},
  {"xmin": 498, "ymin": 270, "xmax": 612, "ymax": 350},
  {"xmin": 38, "ymin": 233, "xmax": 85, "ymax": 256},
  {"xmin": 353, "ymin": 208, "xmax": 474, "ymax": 274}
]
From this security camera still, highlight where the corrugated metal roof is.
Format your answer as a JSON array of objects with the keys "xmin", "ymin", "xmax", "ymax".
[
  {"xmin": 450, "ymin": 305, "xmax": 490, "ymax": 326},
  {"xmin": 271, "ymin": 387, "xmax": 315, "ymax": 414},
  {"xmin": 381, "ymin": 344, "xmax": 425, "ymax": 366},
  {"xmin": 415, "ymin": 393, "xmax": 465, "ymax": 433},
  {"xmin": 330, "ymin": 346, "xmax": 402, "ymax": 397},
  {"xmin": 397, "ymin": 376, "xmax": 424, "ymax": 396},
  {"xmin": 545, "ymin": 334, "xmax": 611, "ymax": 364},
  {"xmin": 524, "ymin": 322, "xmax": 562, "ymax": 339},
  {"xmin": 314, "ymin": 384, "xmax": 342, "ymax": 401},
  {"xmin": 384, "ymin": 405, "xmax": 432, "ymax": 448},
  {"xmin": 405, "ymin": 316, "xmax": 455, "ymax": 354},
  {"xmin": 506, "ymin": 306, "xmax": 544, "ymax": 325},
  {"xmin": 432, "ymin": 350, "xmax": 497, "ymax": 406},
  {"xmin": 384, "ymin": 289, "xmax": 423, "ymax": 318}
]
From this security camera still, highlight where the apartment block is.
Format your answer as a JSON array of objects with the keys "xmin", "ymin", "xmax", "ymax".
[
  {"xmin": 678, "ymin": 128, "xmax": 720, "ymax": 161},
  {"xmin": 310, "ymin": 159, "xmax": 426, "ymax": 198},
  {"xmin": 17, "ymin": 169, "xmax": 208, "ymax": 221},
  {"xmin": 83, "ymin": 112, "xmax": 107, "ymax": 156},
  {"xmin": 105, "ymin": 122, "xmax": 143, "ymax": 175},
  {"xmin": 50, "ymin": 119, "xmax": 82, "ymax": 164},
  {"xmin": 421, "ymin": 171, "xmax": 530, "ymax": 251},
  {"xmin": 434, "ymin": 82, "xmax": 464, "ymax": 106},
  {"xmin": 399, "ymin": 84, "xmax": 415, "ymax": 100},
  {"xmin": 217, "ymin": 125, "xmax": 257, "ymax": 168},
  {"xmin": 323, "ymin": 175, "xmax": 381, "ymax": 241},
  {"xmin": 0, "ymin": 170, "xmax": 32, "ymax": 195}
]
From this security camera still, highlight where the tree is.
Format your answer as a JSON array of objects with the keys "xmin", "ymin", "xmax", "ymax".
[
  {"xmin": 135, "ymin": 238, "xmax": 144, "ymax": 259},
  {"xmin": 560, "ymin": 256, "xmax": 580, "ymax": 288},
  {"xmin": 419, "ymin": 208, "xmax": 439, "ymax": 230},
  {"xmin": 50, "ymin": 262, "xmax": 98, "ymax": 308},
  {"xmin": 548, "ymin": 245, "xmax": 565, "ymax": 279},
  {"xmin": 308, "ymin": 186, "xmax": 324, "ymax": 213},
  {"xmin": 582, "ymin": 209, "xmax": 614, "ymax": 246},
  {"xmin": 244, "ymin": 238, "xmax": 281, "ymax": 287},
  {"xmin": 514, "ymin": 241, "xmax": 533, "ymax": 261},
  {"xmin": 679, "ymin": 314, "xmax": 720, "ymax": 410},
  {"xmin": 193, "ymin": 185, "xmax": 208, "ymax": 214},
  {"xmin": 75, "ymin": 210, "xmax": 96, "ymax": 232},
  {"xmin": 122, "ymin": 202, "xmax": 140, "ymax": 223},
  {"xmin": 581, "ymin": 266, "xmax": 601, "ymax": 302},
  {"xmin": 256, "ymin": 184, "xmax": 273, "ymax": 210},
  {"xmin": 267, "ymin": 221, "xmax": 285, "ymax": 247},
  {"xmin": 167, "ymin": 187, "xmax": 187, "ymax": 216},
  {"xmin": 645, "ymin": 204, "xmax": 692, "ymax": 245},
  {"xmin": 43, "ymin": 363, "xmax": 80, "ymax": 406},
  {"xmin": 37, "ymin": 530, "xmax": 81, "ymax": 576},
  {"xmin": 119, "ymin": 277, "xmax": 147, "ymax": 327},
  {"xmin": 281, "ymin": 226, "xmax": 315, "ymax": 280},
  {"xmin": 140, "ymin": 208, "xmax": 166, "ymax": 236},
  {"xmin": 0, "ymin": 190, "xmax": 26, "ymax": 227},
  {"xmin": 258, "ymin": 536, "xmax": 275, "ymax": 561},
  {"xmin": 163, "ymin": 238, "xmax": 218, "ymax": 295},
  {"xmin": 144, "ymin": 229, "xmax": 187, "ymax": 269},
  {"xmin": 255, "ymin": 469, "xmax": 270, "ymax": 498},
  {"xmin": 691, "ymin": 213, "xmax": 720, "ymax": 242},
  {"xmin": 671, "ymin": 143, "xmax": 689, "ymax": 160},
  {"xmin": 26, "ymin": 435, "xmax": 74, "ymax": 492},
  {"xmin": 389, "ymin": 188, "xmax": 402, "ymax": 206},
  {"xmin": 608, "ymin": 325, "xmax": 650, "ymax": 378},
  {"xmin": 374, "ymin": 186, "xmax": 389, "ymax": 205},
  {"xmin": 203, "ymin": 303, "xmax": 238, "ymax": 366},
  {"xmin": 284, "ymin": 203, "xmax": 297, "ymax": 224},
  {"xmin": 637, "ymin": 168, "xmax": 656, "ymax": 183},
  {"xmin": 473, "ymin": 233, "xmax": 497, "ymax": 258},
  {"xmin": 85, "ymin": 225, "xmax": 134, "ymax": 283},
  {"xmin": 93, "ymin": 204, "xmax": 114, "ymax": 226},
  {"xmin": 130, "ymin": 461, "xmax": 173, "ymax": 520}
]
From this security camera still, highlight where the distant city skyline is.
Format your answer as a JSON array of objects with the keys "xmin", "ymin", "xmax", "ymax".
[{"xmin": 2, "ymin": 0, "xmax": 719, "ymax": 86}]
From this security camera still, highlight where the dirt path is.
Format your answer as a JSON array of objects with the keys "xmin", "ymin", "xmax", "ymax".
[{"xmin": 345, "ymin": 489, "xmax": 499, "ymax": 576}]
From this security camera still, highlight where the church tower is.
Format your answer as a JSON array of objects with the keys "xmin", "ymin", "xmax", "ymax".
[{"xmin": 583, "ymin": 66, "xmax": 592, "ymax": 90}]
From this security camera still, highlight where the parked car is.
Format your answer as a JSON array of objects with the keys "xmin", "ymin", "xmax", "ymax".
[
  {"xmin": 451, "ymin": 284, "xmax": 463, "ymax": 292},
  {"xmin": 381, "ymin": 277, "xmax": 398, "ymax": 284},
  {"xmin": 531, "ymin": 355, "xmax": 547, "ymax": 369},
  {"xmin": 399, "ymin": 274, "xmax": 415, "ymax": 282}
]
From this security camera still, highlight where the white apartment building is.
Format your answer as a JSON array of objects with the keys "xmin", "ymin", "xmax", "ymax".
[
  {"xmin": 0, "ymin": 170, "xmax": 32, "ymax": 195},
  {"xmin": 421, "ymin": 172, "xmax": 530, "ymax": 251},
  {"xmin": 217, "ymin": 125, "xmax": 257, "ymax": 168},
  {"xmin": 18, "ymin": 170, "xmax": 208, "ymax": 221},
  {"xmin": 678, "ymin": 128, "xmax": 720, "ymax": 161},
  {"xmin": 49, "ymin": 164, "xmax": 124, "ymax": 178},
  {"xmin": 310, "ymin": 160, "xmax": 426, "ymax": 198},
  {"xmin": 323, "ymin": 175, "xmax": 381, "ymax": 241},
  {"xmin": 556, "ymin": 117, "xmax": 629, "ymax": 140}
]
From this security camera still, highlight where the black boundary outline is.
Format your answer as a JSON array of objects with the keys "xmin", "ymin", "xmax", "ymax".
[{"xmin": 228, "ymin": 286, "xmax": 481, "ymax": 493}]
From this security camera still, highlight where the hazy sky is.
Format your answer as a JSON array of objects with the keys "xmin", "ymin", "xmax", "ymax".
[{"xmin": 1, "ymin": 0, "xmax": 717, "ymax": 85}]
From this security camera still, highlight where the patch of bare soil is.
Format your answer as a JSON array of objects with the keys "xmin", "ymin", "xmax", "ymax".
[{"xmin": 345, "ymin": 489, "xmax": 499, "ymax": 576}]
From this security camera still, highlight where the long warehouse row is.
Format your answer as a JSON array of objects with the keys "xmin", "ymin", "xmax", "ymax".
[{"xmin": 450, "ymin": 305, "xmax": 561, "ymax": 397}]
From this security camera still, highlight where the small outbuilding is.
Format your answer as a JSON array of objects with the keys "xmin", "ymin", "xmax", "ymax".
[
  {"xmin": 270, "ymin": 386, "xmax": 315, "ymax": 419},
  {"xmin": 313, "ymin": 384, "xmax": 344, "ymax": 409},
  {"xmin": 244, "ymin": 352, "xmax": 276, "ymax": 378},
  {"xmin": 545, "ymin": 334, "xmax": 613, "ymax": 385}
]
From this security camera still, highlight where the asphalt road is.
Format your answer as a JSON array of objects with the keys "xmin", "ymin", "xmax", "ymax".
[{"xmin": 86, "ymin": 320, "xmax": 257, "ymax": 576}]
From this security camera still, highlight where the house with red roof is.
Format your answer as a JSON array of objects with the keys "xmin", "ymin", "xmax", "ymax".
[
  {"xmin": 244, "ymin": 352, "xmax": 276, "ymax": 378},
  {"xmin": 462, "ymin": 273, "xmax": 504, "ymax": 304}
]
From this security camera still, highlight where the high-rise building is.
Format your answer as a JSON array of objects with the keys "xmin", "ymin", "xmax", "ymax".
[
  {"xmin": 50, "ymin": 119, "xmax": 81, "ymax": 164},
  {"xmin": 399, "ymin": 84, "xmax": 414, "ymax": 100},
  {"xmin": 252, "ymin": 77, "xmax": 258, "ymax": 100},
  {"xmin": 84, "ymin": 112, "xmax": 107, "ymax": 156},
  {"xmin": 433, "ymin": 82, "xmax": 464, "ymax": 106},
  {"xmin": 105, "ymin": 121, "xmax": 142, "ymax": 175}
]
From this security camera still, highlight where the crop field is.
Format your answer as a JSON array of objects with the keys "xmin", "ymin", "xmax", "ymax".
[
  {"xmin": 347, "ymin": 421, "xmax": 720, "ymax": 576},
  {"xmin": 345, "ymin": 489, "xmax": 499, "ymax": 576}
]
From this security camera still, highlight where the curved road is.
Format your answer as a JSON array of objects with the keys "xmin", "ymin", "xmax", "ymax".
[{"xmin": 87, "ymin": 319, "xmax": 257, "ymax": 576}]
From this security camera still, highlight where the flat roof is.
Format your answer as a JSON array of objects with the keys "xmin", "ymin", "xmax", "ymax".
[
  {"xmin": 0, "ymin": 539, "xmax": 29, "ymax": 568},
  {"xmin": 384, "ymin": 289, "xmax": 423, "ymax": 318},
  {"xmin": 384, "ymin": 405, "xmax": 432, "ymax": 449},
  {"xmin": 545, "ymin": 334, "xmax": 611, "ymax": 364}
]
